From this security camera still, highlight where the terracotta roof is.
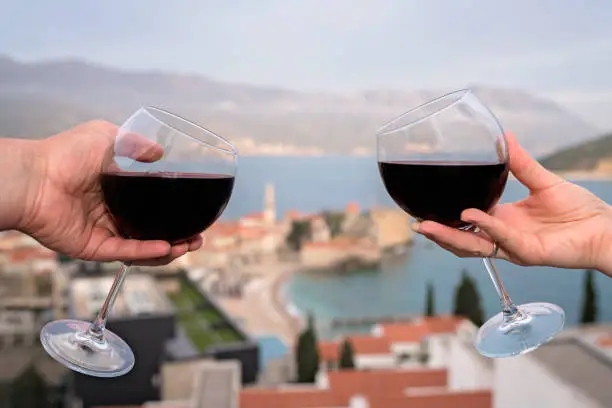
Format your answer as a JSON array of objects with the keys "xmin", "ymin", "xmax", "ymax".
[
  {"xmin": 327, "ymin": 368, "xmax": 447, "ymax": 400},
  {"xmin": 319, "ymin": 336, "xmax": 392, "ymax": 362},
  {"xmin": 348, "ymin": 335, "xmax": 392, "ymax": 354},
  {"xmin": 318, "ymin": 341, "xmax": 339, "ymax": 362},
  {"xmin": 379, "ymin": 321, "xmax": 430, "ymax": 343},
  {"xmin": 367, "ymin": 390, "xmax": 492, "ymax": 408},
  {"xmin": 423, "ymin": 315, "xmax": 464, "ymax": 334},
  {"xmin": 240, "ymin": 388, "xmax": 342, "ymax": 408},
  {"xmin": 378, "ymin": 315, "xmax": 463, "ymax": 343}
]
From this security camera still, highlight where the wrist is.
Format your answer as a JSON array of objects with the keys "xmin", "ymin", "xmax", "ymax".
[
  {"xmin": 0, "ymin": 138, "xmax": 46, "ymax": 232},
  {"xmin": 595, "ymin": 205, "xmax": 612, "ymax": 277}
]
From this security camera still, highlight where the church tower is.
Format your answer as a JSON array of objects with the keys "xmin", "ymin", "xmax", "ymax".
[{"xmin": 263, "ymin": 183, "xmax": 276, "ymax": 225}]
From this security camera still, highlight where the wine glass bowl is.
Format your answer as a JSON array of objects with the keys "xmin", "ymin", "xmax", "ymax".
[
  {"xmin": 377, "ymin": 89, "xmax": 565, "ymax": 358},
  {"xmin": 40, "ymin": 107, "xmax": 237, "ymax": 377}
]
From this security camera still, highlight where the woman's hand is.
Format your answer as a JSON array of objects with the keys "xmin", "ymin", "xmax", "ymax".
[{"xmin": 413, "ymin": 132, "xmax": 612, "ymax": 276}]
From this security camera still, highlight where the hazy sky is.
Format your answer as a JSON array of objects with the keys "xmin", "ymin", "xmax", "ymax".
[{"xmin": 2, "ymin": 0, "xmax": 612, "ymax": 127}]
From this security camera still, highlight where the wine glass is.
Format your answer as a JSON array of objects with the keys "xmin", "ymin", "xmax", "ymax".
[
  {"xmin": 40, "ymin": 107, "xmax": 238, "ymax": 377},
  {"xmin": 376, "ymin": 89, "xmax": 565, "ymax": 358}
]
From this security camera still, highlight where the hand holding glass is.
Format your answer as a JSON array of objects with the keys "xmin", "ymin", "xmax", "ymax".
[
  {"xmin": 40, "ymin": 107, "xmax": 237, "ymax": 377},
  {"xmin": 376, "ymin": 89, "xmax": 565, "ymax": 357}
]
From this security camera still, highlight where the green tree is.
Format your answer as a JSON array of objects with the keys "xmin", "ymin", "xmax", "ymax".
[
  {"xmin": 338, "ymin": 338, "xmax": 355, "ymax": 369},
  {"xmin": 425, "ymin": 282, "xmax": 435, "ymax": 317},
  {"xmin": 453, "ymin": 269, "xmax": 484, "ymax": 327},
  {"xmin": 295, "ymin": 313, "xmax": 320, "ymax": 383},
  {"xmin": 286, "ymin": 220, "xmax": 312, "ymax": 251},
  {"xmin": 580, "ymin": 269, "xmax": 598, "ymax": 324},
  {"xmin": 322, "ymin": 211, "xmax": 346, "ymax": 237}
]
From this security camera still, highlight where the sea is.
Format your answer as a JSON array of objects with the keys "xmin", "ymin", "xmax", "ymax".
[{"xmin": 222, "ymin": 156, "xmax": 612, "ymax": 340}]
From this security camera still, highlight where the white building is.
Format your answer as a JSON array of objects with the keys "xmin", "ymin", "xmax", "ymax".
[{"xmin": 427, "ymin": 321, "xmax": 612, "ymax": 408}]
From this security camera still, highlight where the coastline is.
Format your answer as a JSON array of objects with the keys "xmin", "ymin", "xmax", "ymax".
[
  {"xmin": 270, "ymin": 264, "xmax": 303, "ymax": 340},
  {"xmin": 217, "ymin": 262, "xmax": 302, "ymax": 346}
]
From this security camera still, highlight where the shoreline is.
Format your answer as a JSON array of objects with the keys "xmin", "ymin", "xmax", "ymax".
[
  {"xmin": 216, "ymin": 262, "xmax": 302, "ymax": 346},
  {"xmin": 270, "ymin": 265, "xmax": 303, "ymax": 341}
]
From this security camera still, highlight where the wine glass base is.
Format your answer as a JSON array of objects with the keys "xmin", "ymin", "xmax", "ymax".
[
  {"xmin": 474, "ymin": 302, "xmax": 565, "ymax": 358},
  {"xmin": 40, "ymin": 319, "xmax": 135, "ymax": 378}
]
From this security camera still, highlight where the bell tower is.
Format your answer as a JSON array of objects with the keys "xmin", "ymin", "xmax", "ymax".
[{"xmin": 263, "ymin": 183, "xmax": 276, "ymax": 225}]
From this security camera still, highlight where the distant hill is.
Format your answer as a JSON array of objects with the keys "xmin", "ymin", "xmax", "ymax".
[
  {"xmin": 539, "ymin": 132, "xmax": 612, "ymax": 172},
  {"xmin": 0, "ymin": 55, "xmax": 600, "ymax": 155}
]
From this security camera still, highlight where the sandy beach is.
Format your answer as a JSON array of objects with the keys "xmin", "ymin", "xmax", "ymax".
[{"xmin": 217, "ymin": 262, "xmax": 302, "ymax": 346}]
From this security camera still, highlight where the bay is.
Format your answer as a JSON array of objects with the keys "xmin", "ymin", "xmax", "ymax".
[{"xmin": 222, "ymin": 156, "xmax": 612, "ymax": 339}]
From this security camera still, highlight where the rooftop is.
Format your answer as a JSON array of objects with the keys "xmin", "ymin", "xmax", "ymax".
[
  {"xmin": 319, "ymin": 335, "xmax": 392, "ymax": 362},
  {"xmin": 528, "ymin": 327, "xmax": 612, "ymax": 408},
  {"xmin": 374, "ymin": 315, "xmax": 464, "ymax": 343},
  {"xmin": 366, "ymin": 390, "xmax": 492, "ymax": 408},
  {"xmin": 240, "ymin": 368, "xmax": 488, "ymax": 408},
  {"xmin": 326, "ymin": 368, "xmax": 447, "ymax": 399},
  {"xmin": 71, "ymin": 274, "xmax": 174, "ymax": 319},
  {"xmin": 167, "ymin": 277, "xmax": 245, "ymax": 353}
]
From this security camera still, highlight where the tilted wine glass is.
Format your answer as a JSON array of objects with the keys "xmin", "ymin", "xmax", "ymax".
[
  {"xmin": 40, "ymin": 107, "xmax": 237, "ymax": 377},
  {"xmin": 376, "ymin": 89, "xmax": 565, "ymax": 358}
]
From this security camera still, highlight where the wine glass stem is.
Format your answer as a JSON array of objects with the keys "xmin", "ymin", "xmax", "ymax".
[
  {"xmin": 88, "ymin": 263, "xmax": 131, "ymax": 340},
  {"xmin": 482, "ymin": 257, "xmax": 522, "ymax": 322}
]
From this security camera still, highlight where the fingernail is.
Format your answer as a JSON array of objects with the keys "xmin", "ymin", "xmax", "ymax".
[{"xmin": 410, "ymin": 222, "xmax": 421, "ymax": 232}]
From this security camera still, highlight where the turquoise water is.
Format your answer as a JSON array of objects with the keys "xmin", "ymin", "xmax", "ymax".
[
  {"xmin": 287, "ymin": 179, "xmax": 612, "ymax": 339},
  {"xmin": 220, "ymin": 156, "xmax": 612, "ymax": 340},
  {"xmin": 256, "ymin": 335, "xmax": 289, "ymax": 369}
]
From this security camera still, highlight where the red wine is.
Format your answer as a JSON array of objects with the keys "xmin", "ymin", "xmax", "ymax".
[
  {"xmin": 378, "ymin": 161, "xmax": 508, "ymax": 228},
  {"xmin": 100, "ymin": 172, "xmax": 234, "ymax": 243}
]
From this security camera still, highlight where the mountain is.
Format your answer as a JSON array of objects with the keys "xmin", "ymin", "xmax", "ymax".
[
  {"xmin": 0, "ymin": 56, "xmax": 599, "ymax": 155},
  {"xmin": 539, "ymin": 132, "xmax": 612, "ymax": 172}
]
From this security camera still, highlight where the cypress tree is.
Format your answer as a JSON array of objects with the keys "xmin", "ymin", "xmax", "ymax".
[
  {"xmin": 425, "ymin": 282, "xmax": 436, "ymax": 317},
  {"xmin": 338, "ymin": 338, "xmax": 356, "ymax": 369},
  {"xmin": 453, "ymin": 269, "xmax": 484, "ymax": 326},
  {"xmin": 295, "ymin": 313, "xmax": 320, "ymax": 383},
  {"xmin": 580, "ymin": 269, "xmax": 598, "ymax": 324}
]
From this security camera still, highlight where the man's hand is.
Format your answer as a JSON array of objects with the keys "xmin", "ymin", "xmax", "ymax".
[{"xmin": 16, "ymin": 120, "xmax": 202, "ymax": 265}]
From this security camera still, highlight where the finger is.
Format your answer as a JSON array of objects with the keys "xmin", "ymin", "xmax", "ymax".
[
  {"xmin": 132, "ymin": 242, "xmax": 191, "ymax": 266},
  {"xmin": 461, "ymin": 208, "xmax": 535, "ymax": 258},
  {"xmin": 115, "ymin": 131, "xmax": 164, "ymax": 163},
  {"xmin": 505, "ymin": 131, "xmax": 564, "ymax": 192},
  {"xmin": 435, "ymin": 241, "xmax": 476, "ymax": 258},
  {"xmin": 187, "ymin": 235, "xmax": 203, "ymax": 251},
  {"xmin": 169, "ymin": 241, "xmax": 190, "ymax": 259},
  {"xmin": 417, "ymin": 220, "xmax": 501, "ymax": 258},
  {"xmin": 92, "ymin": 237, "xmax": 171, "ymax": 262}
]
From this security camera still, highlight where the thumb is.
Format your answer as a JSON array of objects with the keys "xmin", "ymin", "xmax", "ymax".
[
  {"xmin": 505, "ymin": 131, "xmax": 564, "ymax": 192},
  {"xmin": 461, "ymin": 208, "xmax": 529, "ymax": 257},
  {"xmin": 115, "ymin": 131, "xmax": 164, "ymax": 163}
]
